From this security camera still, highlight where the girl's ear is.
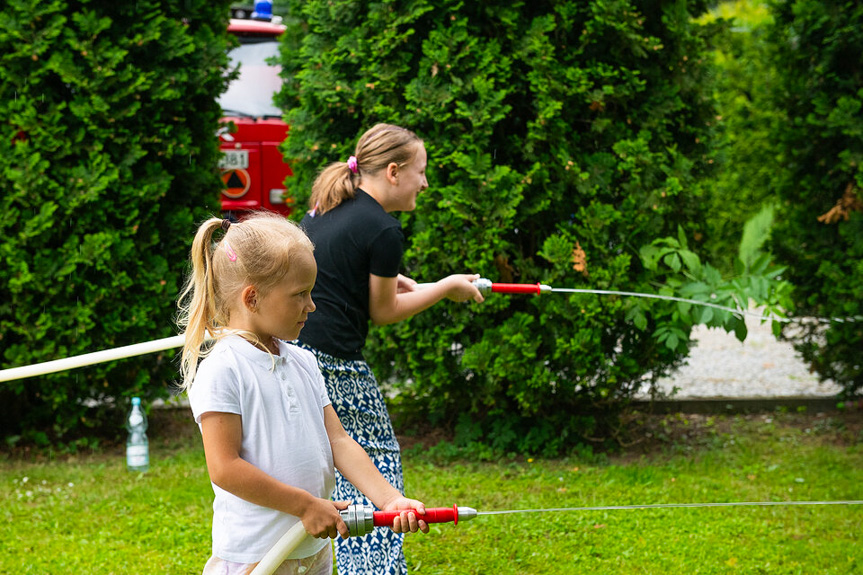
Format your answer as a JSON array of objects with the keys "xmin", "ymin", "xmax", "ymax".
[
  {"xmin": 241, "ymin": 285, "xmax": 258, "ymax": 313},
  {"xmin": 385, "ymin": 161, "xmax": 400, "ymax": 185}
]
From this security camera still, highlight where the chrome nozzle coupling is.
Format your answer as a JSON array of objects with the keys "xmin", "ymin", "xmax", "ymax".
[
  {"xmin": 473, "ymin": 278, "xmax": 492, "ymax": 294},
  {"xmin": 340, "ymin": 504, "xmax": 374, "ymax": 537}
]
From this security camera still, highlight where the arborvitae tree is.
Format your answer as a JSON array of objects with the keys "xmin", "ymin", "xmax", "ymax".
[
  {"xmin": 278, "ymin": 0, "xmax": 782, "ymax": 453},
  {"xmin": 698, "ymin": 2, "xmax": 787, "ymax": 273},
  {"xmin": 0, "ymin": 1, "xmax": 233, "ymax": 442},
  {"xmin": 765, "ymin": 0, "xmax": 863, "ymax": 396}
]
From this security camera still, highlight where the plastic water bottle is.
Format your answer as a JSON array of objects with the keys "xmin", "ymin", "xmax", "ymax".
[{"xmin": 126, "ymin": 397, "xmax": 149, "ymax": 472}]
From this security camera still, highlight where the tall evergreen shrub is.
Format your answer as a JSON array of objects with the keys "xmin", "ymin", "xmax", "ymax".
[
  {"xmin": 764, "ymin": 0, "xmax": 863, "ymax": 395},
  {"xmin": 278, "ymin": 0, "xmax": 767, "ymax": 453},
  {"xmin": 0, "ymin": 1, "xmax": 233, "ymax": 441},
  {"xmin": 698, "ymin": 1, "xmax": 787, "ymax": 272}
]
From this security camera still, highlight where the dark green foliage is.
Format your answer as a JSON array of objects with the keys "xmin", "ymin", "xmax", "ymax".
[
  {"xmin": 0, "ymin": 0, "xmax": 232, "ymax": 441},
  {"xmin": 763, "ymin": 0, "xmax": 863, "ymax": 395},
  {"xmin": 699, "ymin": 3, "xmax": 787, "ymax": 272},
  {"xmin": 278, "ymin": 0, "xmax": 786, "ymax": 453}
]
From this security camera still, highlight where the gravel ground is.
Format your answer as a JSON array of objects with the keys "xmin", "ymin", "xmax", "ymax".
[{"xmin": 653, "ymin": 313, "xmax": 841, "ymax": 399}]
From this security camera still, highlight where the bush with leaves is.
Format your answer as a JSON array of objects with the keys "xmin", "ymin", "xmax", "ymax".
[
  {"xmin": 697, "ymin": 1, "xmax": 788, "ymax": 272},
  {"xmin": 278, "ymin": 0, "xmax": 787, "ymax": 454},
  {"xmin": 0, "ymin": 1, "xmax": 232, "ymax": 443},
  {"xmin": 761, "ymin": 0, "xmax": 863, "ymax": 396}
]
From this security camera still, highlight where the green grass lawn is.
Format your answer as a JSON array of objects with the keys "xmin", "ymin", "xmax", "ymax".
[{"xmin": 1, "ymin": 409, "xmax": 861, "ymax": 574}]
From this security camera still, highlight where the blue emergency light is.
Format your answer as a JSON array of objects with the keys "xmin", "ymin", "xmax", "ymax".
[{"xmin": 251, "ymin": 1, "xmax": 273, "ymax": 21}]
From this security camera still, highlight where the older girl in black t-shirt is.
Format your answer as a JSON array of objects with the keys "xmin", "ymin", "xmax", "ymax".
[{"xmin": 297, "ymin": 124, "xmax": 483, "ymax": 575}]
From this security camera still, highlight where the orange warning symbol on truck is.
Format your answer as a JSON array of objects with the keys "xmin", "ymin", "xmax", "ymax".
[{"xmin": 222, "ymin": 168, "xmax": 251, "ymax": 198}]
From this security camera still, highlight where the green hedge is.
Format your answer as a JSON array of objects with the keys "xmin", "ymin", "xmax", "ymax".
[
  {"xmin": 698, "ymin": 2, "xmax": 786, "ymax": 273},
  {"xmin": 0, "ymin": 1, "xmax": 232, "ymax": 442},
  {"xmin": 764, "ymin": 0, "xmax": 863, "ymax": 395},
  {"xmin": 277, "ymin": 0, "xmax": 790, "ymax": 453},
  {"xmin": 694, "ymin": 0, "xmax": 860, "ymax": 395}
]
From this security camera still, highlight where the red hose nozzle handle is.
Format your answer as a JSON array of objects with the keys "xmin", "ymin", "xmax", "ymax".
[
  {"xmin": 474, "ymin": 280, "xmax": 551, "ymax": 295},
  {"xmin": 340, "ymin": 504, "xmax": 477, "ymax": 537},
  {"xmin": 374, "ymin": 504, "xmax": 463, "ymax": 527},
  {"xmin": 491, "ymin": 282, "xmax": 545, "ymax": 295}
]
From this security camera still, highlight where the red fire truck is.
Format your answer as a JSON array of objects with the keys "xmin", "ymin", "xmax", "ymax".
[{"xmin": 218, "ymin": 12, "xmax": 292, "ymax": 218}]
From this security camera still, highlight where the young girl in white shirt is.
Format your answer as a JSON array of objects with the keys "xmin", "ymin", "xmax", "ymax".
[{"xmin": 177, "ymin": 213, "xmax": 428, "ymax": 575}]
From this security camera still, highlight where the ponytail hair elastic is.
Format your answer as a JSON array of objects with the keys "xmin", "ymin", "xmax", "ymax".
[
  {"xmin": 221, "ymin": 218, "xmax": 232, "ymax": 232},
  {"xmin": 224, "ymin": 239, "xmax": 238, "ymax": 262},
  {"xmin": 347, "ymin": 156, "xmax": 359, "ymax": 175}
]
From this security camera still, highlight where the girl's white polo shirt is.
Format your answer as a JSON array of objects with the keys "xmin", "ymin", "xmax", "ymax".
[{"xmin": 188, "ymin": 335, "xmax": 335, "ymax": 563}]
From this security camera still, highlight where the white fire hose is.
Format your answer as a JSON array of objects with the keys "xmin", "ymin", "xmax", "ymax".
[
  {"xmin": 248, "ymin": 522, "xmax": 309, "ymax": 575},
  {"xmin": 0, "ymin": 334, "xmax": 186, "ymax": 383}
]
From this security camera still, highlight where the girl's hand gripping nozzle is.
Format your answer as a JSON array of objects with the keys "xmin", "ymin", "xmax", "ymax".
[{"xmin": 339, "ymin": 504, "xmax": 478, "ymax": 537}]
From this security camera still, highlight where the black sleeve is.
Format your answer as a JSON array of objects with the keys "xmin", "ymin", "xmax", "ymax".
[{"xmin": 368, "ymin": 226, "xmax": 404, "ymax": 278}]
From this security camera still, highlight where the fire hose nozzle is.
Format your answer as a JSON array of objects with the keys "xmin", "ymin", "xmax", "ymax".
[
  {"xmin": 340, "ymin": 504, "xmax": 478, "ymax": 537},
  {"xmin": 472, "ymin": 279, "xmax": 552, "ymax": 295},
  {"xmin": 417, "ymin": 279, "xmax": 551, "ymax": 296}
]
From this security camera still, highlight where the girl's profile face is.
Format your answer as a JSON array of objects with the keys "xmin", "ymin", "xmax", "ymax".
[
  {"xmin": 251, "ymin": 249, "xmax": 317, "ymax": 344},
  {"xmin": 392, "ymin": 143, "xmax": 428, "ymax": 212}
]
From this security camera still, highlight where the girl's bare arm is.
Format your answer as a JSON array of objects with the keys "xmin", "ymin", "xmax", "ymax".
[
  {"xmin": 323, "ymin": 405, "xmax": 429, "ymax": 533},
  {"xmin": 200, "ymin": 411, "xmax": 349, "ymax": 539},
  {"xmin": 368, "ymin": 273, "xmax": 484, "ymax": 325}
]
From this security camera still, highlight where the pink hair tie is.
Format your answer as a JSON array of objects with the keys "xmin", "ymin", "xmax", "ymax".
[
  {"xmin": 347, "ymin": 156, "xmax": 358, "ymax": 174},
  {"xmin": 224, "ymin": 240, "xmax": 238, "ymax": 262}
]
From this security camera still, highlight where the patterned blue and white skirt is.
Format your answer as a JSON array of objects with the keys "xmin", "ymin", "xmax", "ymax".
[{"xmin": 295, "ymin": 342, "xmax": 407, "ymax": 575}]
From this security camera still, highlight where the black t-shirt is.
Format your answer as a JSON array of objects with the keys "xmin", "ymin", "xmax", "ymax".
[{"xmin": 299, "ymin": 189, "xmax": 404, "ymax": 360}]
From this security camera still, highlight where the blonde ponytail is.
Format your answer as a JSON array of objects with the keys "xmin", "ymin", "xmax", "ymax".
[{"xmin": 177, "ymin": 218, "xmax": 224, "ymax": 389}]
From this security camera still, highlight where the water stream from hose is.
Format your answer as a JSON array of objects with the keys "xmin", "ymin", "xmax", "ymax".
[
  {"xmin": 476, "ymin": 500, "xmax": 863, "ymax": 516},
  {"xmin": 550, "ymin": 288, "xmax": 862, "ymax": 324}
]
